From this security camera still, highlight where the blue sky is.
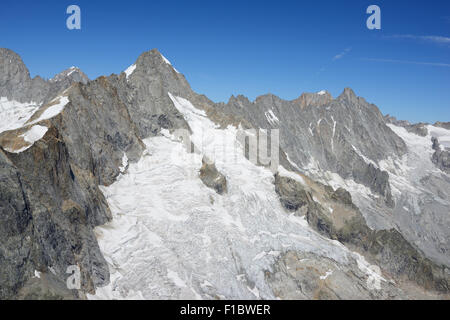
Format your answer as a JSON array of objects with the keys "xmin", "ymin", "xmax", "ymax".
[{"xmin": 0, "ymin": 0, "xmax": 449, "ymax": 123}]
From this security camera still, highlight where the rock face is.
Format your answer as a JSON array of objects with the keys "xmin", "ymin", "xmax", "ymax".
[
  {"xmin": 434, "ymin": 122, "xmax": 450, "ymax": 130},
  {"xmin": 274, "ymin": 173, "xmax": 311, "ymax": 212},
  {"xmin": 199, "ymin": 157, "xmax": 227, "ymax": 194},
  {"xmin": 217, "ymin": 88, "xmax": 404, "ymax": 208},
  {"xmin": 274, "ymin": 174, "xmax": 449, "ymax": 293},
  {"xmin": 0, "ymin": 150, "xmax": 34, "ymax": 299},
  {"xmin": 0, "ymin": 48, "xmax": 449, "ymax": 300},
  {"xmin": 267, "ymin": 250, "xmax": 447, "ymax": 300},
  {"xmin": 266, "ymin": 251, "xmax": 403, "ymax": 300},
  {"xmin": 292, "ymin": 90, "xmax": 333, "ymax": 109},
  {"xmin": 432, "ymin": 137, "xmax": 450, "ymax": 174},
  {"xmin": 108, "ymin": 49, "xmax": 192, "ymax": 138}
]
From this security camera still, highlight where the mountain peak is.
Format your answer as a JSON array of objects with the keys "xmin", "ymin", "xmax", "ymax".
[
  {"xmin": 124, "ymin": 49, "xmax": 181, "ymax": 79},
  {"xmin": 0, "ymin": 48, "xmax": 25, "ymax": 65},
  {"xmin": 337, "ymin": 87, "xmax": 357, "ymax": 101},
  {"xmin": 136, "ymin": 49, "xmax": 172, "ymax": 66},
  {"xmin": 50, "ymin": 66, "xmax": 89, "ymax": 84},
  {"xmin": 293, "ymin": 90, "xmax": 332, "ymax": 108}
]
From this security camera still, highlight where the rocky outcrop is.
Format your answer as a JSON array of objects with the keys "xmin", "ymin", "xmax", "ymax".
[
  {"xmin": 199, "ymin": 157, "xmax": 227, "ymax": 194},
  {"xmin": 384, "ymin": 114, "xmax": 411, "ymax": 127},
  {"xmin": 431, "ymin": 137, "xmax": 450, "ymax": 174},
  {"xmin": 266, "ymin": 251, "xmax": 404, "ymax": 299},
  {"xmin": 292, "ymin": 91, "xmax": 332, "ymax": 109},
  {"xmin": 1, "ymin": 47, "xmax": 448, "ymax": 300},
  {"xmin": 215, "ymin": 87, "xmax": 403, "ymax": 207},
  {"xmin": 14, "ymin": 271, "xmax": 79, "ymax": 300},
  {"xmin": 0, "ymin": 124, "xmax": 111, "ymax": 299},
  {"xmin": 274, "ymin": 174, "xmax": 449, "ymax": 293},
  {"xmin": 434, "ymin": 122, "xmax": 450, "ymax": 130},
  {"xmin": 0, "ymin": 48, "xmax": 89, "ymax": 105},
  {"xmin": 274, "ymin": 173, "xmax": 312, "ymax": 212},
  {"xmin": 108, "ymin": 49, "xmax": 192, "ymax": 138},
  {"xmin": 406, "ymin": 123, "xmax": 428, "ymax": 136},
  {"xmin": 384, "ymin": 115, "xmax": 428, "ymax": 136}
]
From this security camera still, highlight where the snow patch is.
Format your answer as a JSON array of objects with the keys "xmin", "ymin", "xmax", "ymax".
[
  {"xmin": 124, "ymin": 64, "xmax": 136, "ymax": 80},
  {"xmin": 119, "ymin": 153, "xmax": 128, "ymax": 173},
  {"xmin": 167, "ymin": 269, "xmax": 188, "ymax": 288},
  {"xmin": 265, "ymin": 109, "xmax": 279, "ymax": 126},
  {"xmin": 0, "ymin": 97, "xmax": 40, "ymax": 134},
  {"xmin": 308, "ymin": 123, "xmax": 314, "ymax": 136}
]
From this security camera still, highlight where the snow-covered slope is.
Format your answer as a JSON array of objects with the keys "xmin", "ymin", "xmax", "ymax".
[
  {"xmin": 88, "ymin": 94, "xmax": 385, "ymax": 299},
  {"xmin": 428, "ymin": 125, "xmax": 450, "ymax": 150},
  {"xmin": 0, "ymin": 97, "xmax": 40, "ymax": 134}
]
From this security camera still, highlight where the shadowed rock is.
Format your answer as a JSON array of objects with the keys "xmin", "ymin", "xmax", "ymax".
[
  {"xmin": 199, "ymin": 157, "xmax": 227, "ymax": 195},
  {"xmin": 274, "ymin": 174, "xmax": 449, "ymax": 294}
]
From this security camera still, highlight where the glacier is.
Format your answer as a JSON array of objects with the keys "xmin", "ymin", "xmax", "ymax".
[{"xmin": 87, "ymin": 94, "xmax": 383, "ymax": 299}]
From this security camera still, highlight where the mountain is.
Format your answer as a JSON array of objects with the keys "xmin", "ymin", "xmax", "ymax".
[{"xmin": 0, "ymin": 48, "xmax": 448, "ymax": 300}]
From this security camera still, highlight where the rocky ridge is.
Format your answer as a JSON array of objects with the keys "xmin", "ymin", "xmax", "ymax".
[{"xmin": 0, "ymin": 48, "xmax": 449, "ymax": 299}]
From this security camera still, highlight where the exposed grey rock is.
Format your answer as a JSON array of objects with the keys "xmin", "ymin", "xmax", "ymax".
[
  {"xmin": 274, "ymin": 174, "xmax": 449, "ymax": 294},
  {"xmin": 216, "ymin": 88, "xmax": 403, "ymax": 207},
  {"xmin": 384, "ymin": 114, "xmax": 428, "ymax": 136},
  {"xmin": 0, "ymin": 48, "xmax": 38, "ymax": 102},
  {"xmin": 0, "ymin": 125, "xmax": 111, "ymax": 298},
  {"xmin": 267, "ymin": 251, "xmax": 448, "ymax": 300},
  {"xmin": 384, "ymin": 114, "xmax": 411, "ymax": 127},
  {"xmin": 1, "ymin": 47, "xmax": 449, "ymax": 300},
  {"xmin": 0, "ymin": 48, "xmax": 89, "ymax": 105},
  {"xmin": 434, "ymin": 122, "xmax": 450, "ymax": 130},
  {"xmin": 406, "ymin": 123, "xmax": 428, "ymax": 136},
  {"xmin": 14, "ymin": 271, "xmax": 80, "ymax": 300},
  {"xmin": 50, "ymin": 67, "xmax": 89, "ymax": 85},
  {"xmin": 431, "ymin": 137, "xmax": 450, "ymax": 174},
  {"xmin": 199, "ymin": 157, "xmax": 227, "ymax": 194},
  {"xmin": 0, "ymin": 150, "xmax": 34, "ymax": 299},
  {"xmin": 0, "ymin": 55, "xmax": 144, "ymax": 299},
  {"xmin": 108, "ymin": 49, "xmax": 192, "ymax": 138},
  {"xmin": 292, "ymin": 90, "xmax": 333, "ymax": 109},
  {"xmin": 274, "ymin": 173, "xmax": 311, "ymax": 212},
  {"xmin": 267, "ymin": 251, "xmax": 393, "ymax": 299}
]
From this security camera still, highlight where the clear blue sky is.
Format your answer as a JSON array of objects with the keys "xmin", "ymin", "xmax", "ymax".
[{"xmin": 1, "ymin": 0, "xmax": 449, "ymax": 123}]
